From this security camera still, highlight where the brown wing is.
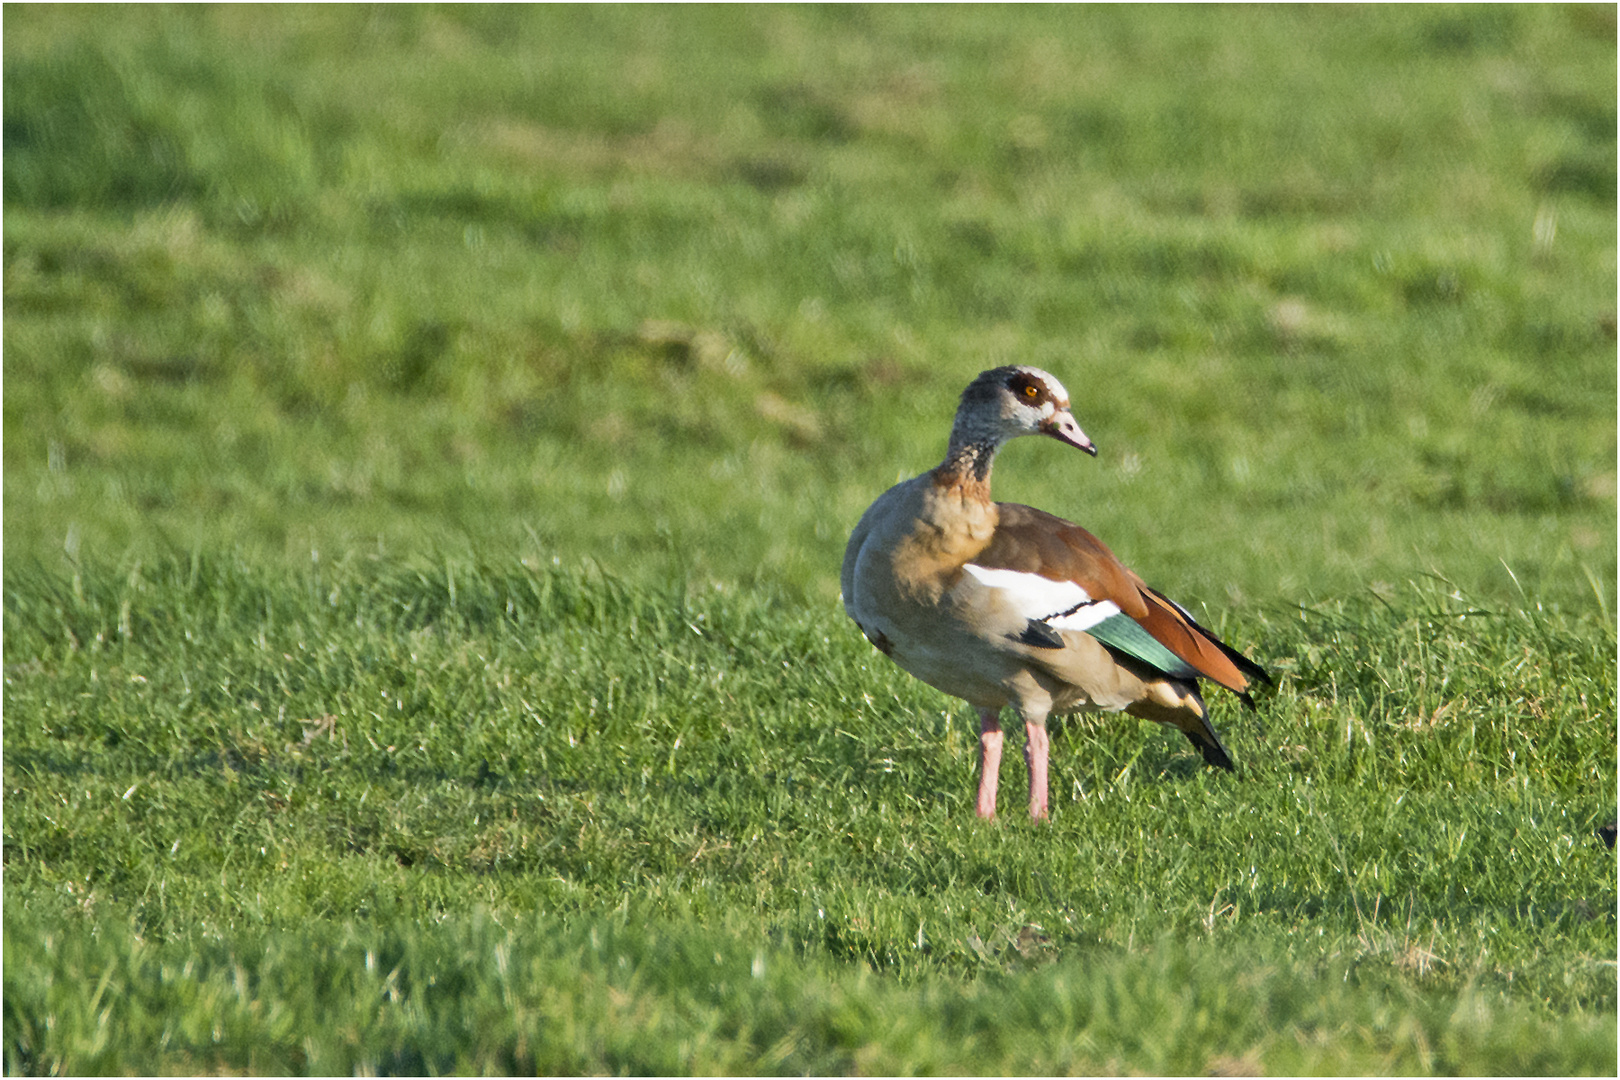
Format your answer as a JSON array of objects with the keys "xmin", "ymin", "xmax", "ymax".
[{"xmin": 978, "ymin": 503, "xmax": 1268, "ymax": 696}]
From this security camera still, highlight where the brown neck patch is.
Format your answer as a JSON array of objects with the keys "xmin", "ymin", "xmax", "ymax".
[{"xmin": 934, "ymin": 437, "xmax": 997, "ymax": 489}]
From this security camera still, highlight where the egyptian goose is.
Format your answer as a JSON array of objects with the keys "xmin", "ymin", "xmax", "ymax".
[{"xmin": 841, "ymin": 365, "xmax": 1269, "ymax": 820}]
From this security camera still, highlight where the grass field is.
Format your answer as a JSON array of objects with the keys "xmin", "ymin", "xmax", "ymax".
[{"xmin": 5, "ymin": 5, "xmax": 1616, "ymax": 1074}]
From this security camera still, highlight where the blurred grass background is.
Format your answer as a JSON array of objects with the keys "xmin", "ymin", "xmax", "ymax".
[
  {"xmin": 5, "ymin": 3, "xmax": 1614, "ymax": 607},
  {"xmin": 4, "ymin": 5, "xmax": 1616, "ymax": 1074}
]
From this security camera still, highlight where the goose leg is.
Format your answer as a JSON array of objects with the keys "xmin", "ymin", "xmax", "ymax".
[
  {"xmin": 1024, "ymin": 716, "xmax": 1051, "ymax": 821},
  {"xmin": 976, "ymin": 706, "xmax": 1003, "ymax": 819}
]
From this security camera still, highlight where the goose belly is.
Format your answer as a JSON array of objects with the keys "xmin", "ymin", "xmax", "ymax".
[{"xmin": 855, "ymin": 617, "xmax": 1018, "ymax": 710}]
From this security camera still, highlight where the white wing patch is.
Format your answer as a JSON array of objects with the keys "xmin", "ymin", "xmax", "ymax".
[
  {"xmin": 962, "ymin": 564, "xmax": 1123, "ymax": 632},
  {"xmin": 962, "ymin": 564, "xmax": 1087, "ymax": 616},
  {"xmin": 1048, "ymin": 601, "xmax": 1123, "ymax": 633}
]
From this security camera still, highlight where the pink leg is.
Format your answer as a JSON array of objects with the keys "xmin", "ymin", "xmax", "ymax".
[
  {"xmin": 1024, "ymin": 718, "xmax": 1050, "ymax": 821},
  {"xmin": 976, "ymin": 707, "xmax": 1003, "ymax": 820}
]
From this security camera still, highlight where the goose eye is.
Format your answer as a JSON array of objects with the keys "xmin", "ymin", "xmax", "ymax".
[{"xmin": 1023, "ymin": 385, "xmax": 1039, "ymax": 400}]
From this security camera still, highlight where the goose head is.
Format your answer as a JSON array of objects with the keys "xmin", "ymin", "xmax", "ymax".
[{"xmin": 953, "ymin": 365, "xmax": 1096, "ymax": 456}]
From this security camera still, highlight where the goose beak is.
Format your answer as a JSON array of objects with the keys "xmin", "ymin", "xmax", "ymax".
[{"xmin": 1043, "ymin": 410, "xmax": 1097, "ymax": 456}]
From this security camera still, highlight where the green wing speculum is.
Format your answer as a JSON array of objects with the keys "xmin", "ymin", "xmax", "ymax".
[{"xmin": 1084, "ymin": 611, "xmax": 1202, "ymax": 681}]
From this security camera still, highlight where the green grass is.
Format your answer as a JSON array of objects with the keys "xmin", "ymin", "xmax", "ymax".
[
  {"xmin": 5, "ymin": 4, "xmax": 1614, "ymax": 605},
  {"xmin": 5, "ymin": 5, "xmax": 1616, "ymax": 1074},
  {"xmin": 7, "ymin": 906, "xmax": 1615, "ymax": 1075},
  {"xmin": 5, "ymin": 556, "xmax": 1614, "ymax": 1073}
]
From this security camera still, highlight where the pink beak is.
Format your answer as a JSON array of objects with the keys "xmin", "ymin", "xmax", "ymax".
[{"xmin": 1043, "ymin": 410, "xmax": 1096, "ymax": 456}]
